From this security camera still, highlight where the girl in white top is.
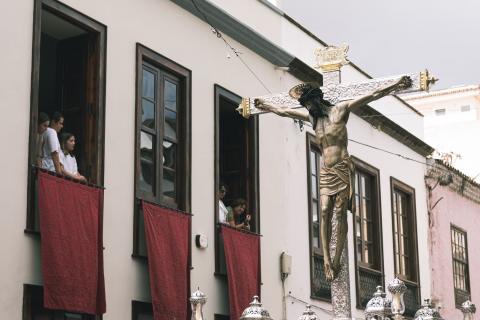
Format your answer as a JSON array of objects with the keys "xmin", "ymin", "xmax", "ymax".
[
  {"xmin": 59, "ymin": 132, "xmax": 87, "ymax": 183},
  {"xmin": 41, "ymin": 112, "xmax": 64, "ymax": 173}
]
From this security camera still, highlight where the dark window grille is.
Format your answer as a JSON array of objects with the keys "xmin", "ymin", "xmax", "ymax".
[
  {"xmin": 451, "ymin": 226, "xmax": 470, "ymax": 307},
  {"xmin": 353, "ymin": 160, "xmax": 384, "ymax": 309},
  {"xmin": 306, "ymin": 134, "xmax": 331, "ymax": 300},
  {"xmin": 390, "ymin": 178, "xmax": 420, "ymax": 313},
  {"xmin": 132, "ymin": 301, "xmax": 153, "ymax": 320}
]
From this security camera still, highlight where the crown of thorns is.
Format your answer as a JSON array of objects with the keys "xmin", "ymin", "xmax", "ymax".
[{"xmin": 289, "ymin": 83, "xmax": 331, "ymax": 106}]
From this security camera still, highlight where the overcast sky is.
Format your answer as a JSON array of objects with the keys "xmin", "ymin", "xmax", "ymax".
[{"xmin": 282, "ymin": 0, "xmax": 480, "ymax": 89}]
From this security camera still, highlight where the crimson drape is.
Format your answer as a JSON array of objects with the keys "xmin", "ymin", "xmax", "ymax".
[
  {"xmin": 222, "ymin": 225, "xmax": 261, "ymax": 320},
  {"xmin": 143, "ymin": 201, "xmax": 190, "ymax": 320},
  {"xmin": 38, "ymin": 171, "xmax": 106, "ymax": 315}
]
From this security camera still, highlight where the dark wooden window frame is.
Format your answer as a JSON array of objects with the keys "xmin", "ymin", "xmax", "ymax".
[
  {"xmin": 131, "ymin": 300, "xmax": 153, "ymax": 319},
  {"xmin": 450, "ymin": 224, "xmax": 471, "ymax": 308},
  {"xmin": 23, "ymin": 284, "xmax": 100, "ymax": 319},
  {"xmin": 26, "ymin": 0, "xmax": 107, "ymax": 232},
  {"xmin": 306, "ymin": 132, "xmax": 331, "ymax": 302},
  {"xmin": 351, "ymin": 157, "xmax": 385, "ymax": 309},
  {"xmin": 132, "ymin": 43, "xmax": 192, "ymax": 258},
  {"xmin": 390, "ymin": 177, "xmax": 421, "ymax": 314},
  {"xmin": 213, "ymin": 84, "xmax": 260, "ymax": 275}
]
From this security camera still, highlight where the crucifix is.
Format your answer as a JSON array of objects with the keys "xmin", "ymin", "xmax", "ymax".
[{"xmin": 237, "ymin": 44, "xmax": 437, "ymax": 319}]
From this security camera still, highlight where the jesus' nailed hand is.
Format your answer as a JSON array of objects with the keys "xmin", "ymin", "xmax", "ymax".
[{"xmin": 254, "ymin": 75, "xmax": 411, "ymax": 281}]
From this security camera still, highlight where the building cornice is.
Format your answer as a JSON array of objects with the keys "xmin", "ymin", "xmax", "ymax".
[
  {"xmin": 170, "ymin": 0, "xmax": 433, "ymax": 157},
  {"xmin": 426, "ymin": 159, "xmax": 480, "ymax": 205},
  {"xmin": 403, "ymin": 85, "xmax": 480, "ymax": 101}
]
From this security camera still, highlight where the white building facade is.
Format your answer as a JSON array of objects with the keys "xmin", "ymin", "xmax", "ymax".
[
  {"xmin": 403, "ymin": 85, "xmax": 480, "ymax": 182},
  {"xmin": 0, "ymin": 0, "xmax": 432, "ymax": 319}
]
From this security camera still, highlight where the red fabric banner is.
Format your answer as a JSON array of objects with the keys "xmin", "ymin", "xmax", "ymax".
[
  {"xmin": 222, "ymin": 225, "xmax": 261, "ymax": 320},
  {"xmin": 143, "ymin": 201, "xmax": 191, "ymax": 320},
  {"xmin": 38, "ymin": 171, "xmax": 106, "ymax": 315}
]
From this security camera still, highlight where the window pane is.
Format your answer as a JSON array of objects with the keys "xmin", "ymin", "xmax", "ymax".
[
  {"xmin": 164, "ymin": 80, "xmax": 177, "ymax": 111},
  {"xmin": 162, "ymin": 168, "xmax": 176, "ymax": 200},
  {"xmin": 311, "ymin": 175, "xmax": 318, "ymax": 198},
  {"xmin": 312, "ymin": 200, "xmax": 319, "ymax": 248},
  {"xmin": 310, "ymin": 151, "xmax": 317, "ymax": 174},
  {"xmin": 163, "ymin": 141, "xmax": 176, "ymax": 170},
  {"xmin": 140, "ymin": 131, "xmax": 155, "ymax": 193},
  {"xmin": 142, "ymin": 98, "xmax": 155, "ymax": 129},
  {"xmin": 356, "ymin": 239, "xmax": 362, "ymax": 262},
  {"xmin": 164, "ymin": 109, "xmax": 177, "ymax": 140},
  {"xmin": 356, "ymin": 218, "xmax": 361, "ymax": 237},
  {"xmin": 142, "ymin": 69, "xmax": 155, "ymax": 99}
]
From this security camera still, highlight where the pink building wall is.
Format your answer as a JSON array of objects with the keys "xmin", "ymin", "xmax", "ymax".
[{"xmin": 430, "ymin": 183, "xmax": 480, "ymax": 320}]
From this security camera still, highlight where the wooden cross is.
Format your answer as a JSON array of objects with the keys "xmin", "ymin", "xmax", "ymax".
[{"xmin": 237, "ymin": 44, "xmax": 437, "ymax": 118}]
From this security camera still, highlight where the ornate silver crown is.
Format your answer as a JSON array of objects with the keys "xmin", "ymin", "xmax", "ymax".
[
  {"xmin": 240, "ymin": 296, "xmax": 272, "ymax": 320},
  {"xmin": 365, "ymin": 286, "xmax": 392, "ymax": 319},
  {"xmin": 298, "ymin": 305, "xmax": 318, "ymax": 320},
  {"xmin": 414, "ymin": 299, "xmax": 443, "ymax": 320},
  {"xmin": 460, "ymin": 300, "xmax": 476, "ymax": 315},
  {"xmin": 189, "ymin": 288, "xmax": 207, "ymax": 305},
  {"xmin": 387, "ymin": 277, "xmax": 408, "ymax": 295}
]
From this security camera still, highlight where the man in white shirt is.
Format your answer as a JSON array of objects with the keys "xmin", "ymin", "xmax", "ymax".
[
  {"xmin": 41, "ymin": 112, "xmax": 64, "ymax": 173},
  {"xmin": 36, "ymin": 112, "xmax": 50, "ymax": 167},
  {"xmin": 218, "ymin": 184, "xmax": 229, "ymax": 224}
]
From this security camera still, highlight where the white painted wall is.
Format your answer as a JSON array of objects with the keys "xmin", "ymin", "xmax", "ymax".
[
  {"xmin": 0, "ymin": 0, "xmax": 430, "ymax": 319},
  {"xmin": 404, "ymin": 86, "xmax": 480, "ymax": 181}
]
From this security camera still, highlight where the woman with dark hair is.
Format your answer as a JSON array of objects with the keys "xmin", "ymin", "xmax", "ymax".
[
  {"xmin": 59, "ymin": 132, "xmax": 86, "ymax": 182},
  {"xmin": 41, "ymin": 111, "xmax": 64, "ymax": 173},
  {"xmin": 226, "ymin": 198, "xmax": 251, "ymax": 230}
]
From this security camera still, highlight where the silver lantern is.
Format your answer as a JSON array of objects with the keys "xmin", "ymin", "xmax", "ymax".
[
  {"xmin": 190, "ymin": 288, "xmax": 207, "ymax": 320},
  {"xmin": 460, "ymin": 300, "xmax": 476, "ymax": 320},
  {"xmin": 240, "ymin": 296, "xmax": 273, "ymax": 320},
  {"xmin": 365, "ymin": 286, "xmax": 392, "ymax": 320},
  {"xmin": 413, "ymin": 299, "xmax": 443, "ymax": 320},
  {"xmin": 387, "ymin": 277, "xmax": 407, "ymax": 319}
]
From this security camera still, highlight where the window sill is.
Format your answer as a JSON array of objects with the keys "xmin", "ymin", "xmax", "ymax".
[
  {"xmin": 131, "ymin": 253, "xmax": 148, "ymax": 260},
  {"xmin": 214, "ymin": 271, "xmax": 227, "ymax": 278},
  {"xmin": 24, "ymin": 228, "xmax": 40, "ymax": 236},
  {"xmin": 309, "ymin": 294, "xmax": 332, "ymax": 303}
]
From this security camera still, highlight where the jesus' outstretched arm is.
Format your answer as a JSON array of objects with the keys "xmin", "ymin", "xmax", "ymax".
[
  {"xmin": 254, "ymin": 99, "xmax": 310, "ymax": 122},
  {"xmin": 347, "ymin": 75, "xmax": 412, "ymax": 111}
]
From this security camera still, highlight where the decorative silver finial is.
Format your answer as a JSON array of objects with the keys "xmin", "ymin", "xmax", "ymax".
[
  {"xmin": 388, "ymin": 278, "xmax": 407, "ymax": 318},
  {"xmin": 298, "ymin": 305, "xmax": 318, "ymax": 320},
  {"xmin": 190, "ymin": 288, "xmax": 207, "ymax": 320},
  {"xmin": 461, "ymin": 300, "xmax": 476, "ymax": 320},
  {"xmin": 240, "ymin": 296, "xmax": 273, "ymax": 320},
  {"xmin": 365, "ymin": 286, "xmax": 392, "ymax": 320},
  {"xmin": 414, "ymin": 299, "xmax": 443, "ymax": 320}
]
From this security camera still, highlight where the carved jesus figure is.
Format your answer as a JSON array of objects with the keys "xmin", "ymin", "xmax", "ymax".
[{"xmin": 255, "ymin": 76, "xmax": 412, "ymax": 281}]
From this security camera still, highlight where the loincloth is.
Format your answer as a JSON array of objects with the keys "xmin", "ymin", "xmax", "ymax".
[{"xmin": 319, "ymin": 156, "xmax": 356, "ymax": 212}]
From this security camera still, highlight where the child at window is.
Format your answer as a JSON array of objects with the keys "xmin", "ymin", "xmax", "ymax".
[{"xmin": 59, "ymin": 132, "xmax": 87, "ymax": 183}]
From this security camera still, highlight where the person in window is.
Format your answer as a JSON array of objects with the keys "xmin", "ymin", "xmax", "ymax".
[
  {"xmin": 227, "ymin": 198, "xmax": 251, "ymax": 230},
  {"xmin": 218, "ymin": 184, "xmax": 229, "ymax": 224},
  {"xmin": 41, "ymin": 112, "xmax": 64, "ymax": 174},
  {"xmin": 36, "ymin": 112, "xmax": 50, "ymax": 167},
  {"xmin": 59, "ymin": 132, "xmax": 87, "ymax": 183}
]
